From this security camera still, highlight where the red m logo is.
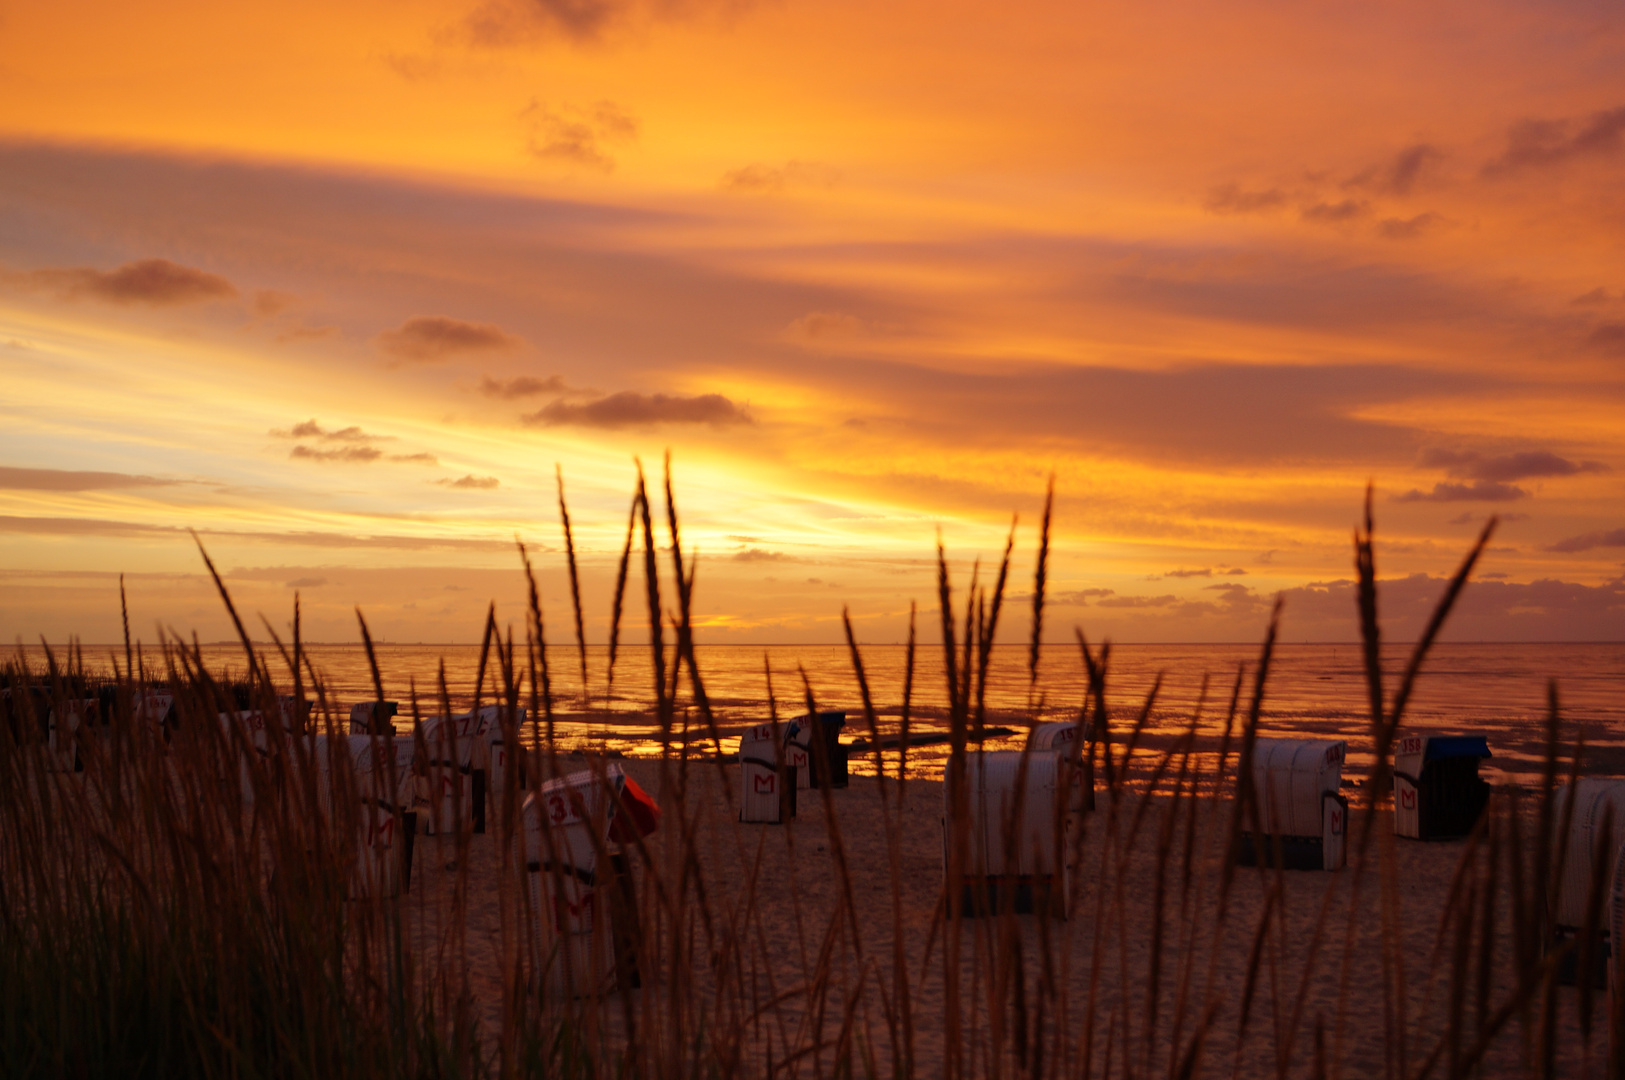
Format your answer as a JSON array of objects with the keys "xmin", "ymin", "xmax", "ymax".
[
  {"xmin": 1400, "ymin": 789, "xmax": 1416, "ymax": 809},
  {"xmin": 754, "ymin": 773, "xmax": 776, "ymax": 794}
]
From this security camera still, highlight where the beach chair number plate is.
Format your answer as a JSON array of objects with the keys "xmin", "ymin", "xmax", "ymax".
[
  {"xmin": 544, "ymin": 792, "xmax": 587, "ymax": 826},
  {"xmin": 1399, "ymin": 736, "xmax": 1423, "ymax": 756}
]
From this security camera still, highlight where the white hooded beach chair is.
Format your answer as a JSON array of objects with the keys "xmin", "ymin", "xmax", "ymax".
[
  {"xmin": 522, "ymin": 764, "xmax": 659, "ymax": 998},
  {"xmin": 941, "ymin": 749, "xmax": 1080, "ymax": 917},
  {"xmin": 1030, "ymin": 719, "xmax": 1095, "ymax": 812},
  {"xmin": 416, "ymin": 708, "xmax": 502, "ymax": 835},
  {"xmin": 738, "ymin": 721, "xmax": 795, "ymax": 824},
  {"xmin": 1237, "ymin": 738, "xmax": 1348, "ymax": 871},
  {"xmin": 1393, "ymin": 734, "xmax": 1492, "ymax": 840},
  {"xmin": 348, "ymin": 700, "xmax": 398, "ymax": 736},
  {"xmin": 308, "ymin": 733, "xmax": 420, "ymax": 898},
  {"xmin": 218, "ymin": 709, "xmax": 272, "ymax": 805},
  {"xmin": 480, "ymin": 705, "xmax": 527, "ymax": 819},
  {"xmin": 45, "ymin": 698, "xmax": 102, "ymax": 772},
  {"xmin": 132, "ymin": 690, "xmax": 175, "ymax": 737},
  {"xmin": 1550, "ymin": 778, "xmax": 1625, "ymax": 985}
]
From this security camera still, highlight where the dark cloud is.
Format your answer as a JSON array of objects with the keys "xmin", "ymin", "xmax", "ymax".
[
  {"xmin": 284, "ymin": 576, "xmax": 328, "ymax": 588},
  {"xmin": 1419, "ymin": 448, "xmax": 1606, "ymax": 482},
  {"xmin": 1484, "ymin": 106, "xmax": 1625, "ymax": 174},
  {"xmin": 1394, "ymin": 480, "xmax": 1526, "ymax": 503},
  {"xmin": 1224, "ymin": 567, "xmax": 1248, "ymax": 576},
  {"xmin": 1547, "ymin": 528, "xmax": 1625, "ymax": 553},
  {"xmin": 23, "ymin": 257, "xmax": 237, "ymax": 306},
  {"xmin": 1096, "ymin": 593, "xmax": 1178, "ymax": 608},
  {"xmin": 1376, "ymin": 213, "xmax": 1443, "ymax": 240},
  {"xmin": 375, "ymin": 315, "xmax": 523, "ymax": 363},
  {"xmin": 523, "ymin": 391, "xmax": 751, "ymax": 428},
  {"xmin": 721, "ymin": 161, "xmax": 840, "ymax": 194},
  {"xmin": 520, "ymin": 99, "xmax": 637, "ymax": 171},
  {"xmin": 1300, "ymin": 199, "xmax": 1369, "ymax": 224},
  {"xmin": 1202, "ymin": 184, "xmax": 1286, "ymax": 215},
  {"xmin": 1346, "ymin": 143, "xmax": 1442, "ymax": 195},
  {"xmin": 1588, "ymin": 323, "xmax": 1625, "ymax": 356},
  {"xmin": 479, "ymin": 374, "xmax": 569, "ymax": 399},
  {"xmin": 0, "ymin": 466, "xmax": 180, "ymax": 492},
  {"xmin": 733, "ymin": 547, "xmax": 789, "ymax": 562},
  {"xmin": 1164, "ymin": 567, "xmax": 1212, "ymax": 578},
  {"xmin": 1053, "ymin": 588, "xmax": 1115, "ymax": 606},
  {"xmin": 463, "ymin": 0, "xmax": 627, "ymax": 45},
  {"xmin": 438, "ymin": 474, "xmax": 500, "ymax": 489},
  {"xmin": 458, "ymin": 0, "xmax": 747, "ymax": 47},
  {"xmin": 389, "ymin": 453, "xmax": 440, "ymax": 465},
  {"xmin": 1572, "ymin": 287, "xmax": 1613, "ymax": 306},
  {"xmin": 290, "ymin": 445, "xmax": 383, "ymax": 463},
  {"xmin": 1277, "ymin": 573, "xmax": 1625, "ymax": 641},
  {"xmin": 1448, "ymin": 511, "xmax": 1528, "ymax": 525}
]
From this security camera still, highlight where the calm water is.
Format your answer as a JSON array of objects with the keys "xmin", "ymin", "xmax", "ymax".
[{"xmin": 26, "ymin": 640, "xmax": 1624, "ymax": 786}]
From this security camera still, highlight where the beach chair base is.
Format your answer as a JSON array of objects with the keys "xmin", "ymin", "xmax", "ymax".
[
  {"xmin": 1550, "ymin": 925, "xmax": 1611, "ymax": 988},
  {"xmin": 1237, "ymin": 833, "xmax": 1325, "ymax": 871},
  {"xmin": 951, "ymin": 875, "xmax": 1066, "ymax": 918}
]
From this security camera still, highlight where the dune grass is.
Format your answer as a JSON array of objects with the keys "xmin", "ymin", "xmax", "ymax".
[{"xmin": 1, "ymin": 474, "xmax": 1618, "ymax": 1078}]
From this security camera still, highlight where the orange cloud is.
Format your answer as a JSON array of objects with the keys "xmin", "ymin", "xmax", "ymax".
[{"xmin": 375, "ymin": 316, "xmax": 523, "ymax": 363}]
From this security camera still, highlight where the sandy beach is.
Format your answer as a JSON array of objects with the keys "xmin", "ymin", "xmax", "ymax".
[{"xmin": 399, "ymin": 754, "xmax": 1612, "ymax": 1078}]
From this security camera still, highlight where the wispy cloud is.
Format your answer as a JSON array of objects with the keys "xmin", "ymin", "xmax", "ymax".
[
  {"xmin": 1547, "ymin": 528, "xmax": 1625, "ymax": 553},
  {"xmin": 0, "ymin": 466, "xmax": 182, "ymax": 491},
  {"xmin": 437, "ymin": 474, "xmax": 500, "ymax": 489},
  {"xmin": 375, "ymin": 315, "xmax": 523, "ymax": 363},
  {"xmin": 1419, "ymin": 447, "xmax": 1606, "ymax": 482},
  {"xmin": 479, "ymin": 374, "xmax": 570, "ymax": 399},
  {"xmin": 721, "ymin": 161, "xmax": 839, "ymax": 194},
  {"xmin": 523, "ymin": 390, "xmax": 751, "ymax": 428},
  {"xmin": 290, "ymin": 444, "xmax": 382, "ymax": 463},
  {"xmin": 1394, "ymin": 480, "xmax": 1526, "ymax": 503},
  {"xmin": 1202, "ymin": 183, "xmax": 1286, "ymax": 215},
  {"xmin": 1484, "ymin": 105, "xmax": 1625, "ymax": 174},
  {"xmin": 520, "ymin": 100, "xmax": 637, "ymax": 171},
  {"xmin": 18, "ymin": 258, "xmax": 237, "ymax": 306}
]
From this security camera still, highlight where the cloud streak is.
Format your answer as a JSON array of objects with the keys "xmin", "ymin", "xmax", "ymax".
[
  {"xmin": 375, "ymin": 315, "xmax": 523, "ymax": 363},
  {"xmin": 20, "ymin": 258, "xmax": 237, "ymax": 306},
  {"xmin": 523, "ymin": 391, "xmax": 751, "ymax": 428},
  {"xmin": 0, "ymin": 466, "xmax": 181, "ymax": 491}
]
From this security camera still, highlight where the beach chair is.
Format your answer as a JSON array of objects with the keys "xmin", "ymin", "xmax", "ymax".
[
  {"xmin": 132, "ymin": 690, "xmax": 176, "ymax": 738},
  {"xmin": 218, "ymin": 709, "xmax": 272, "ymax": 805},
  {"xmin": 416, "ymin": 709, "xmax": 496, "ymax": 835},
  {"xmin": 482, "ymin": 706, "xmax": 527, "ymax": 821},
  {"xmin": 787, "ymin": 711, "xmax": 848, "ymax": 790},
  {"xmin": 308, "ymin": 733, "xmax": 420, "ymax": 898},
  {"xmin": 46, "ymin": 698, "xmax": 100, "ymax": 772},
  {"xmin": 522, "ymin": 764, "xmax": 660, "ymax": 998},
  {"xmin": 348, "ymin": 700, "xmax": 398, "ymax": 736},
  {"xmin": 277, "ymin": 695, "xmax": 311, "ymax": 734},
  {"xmin": 1550, "ymin": 778, "xmax": 1625, "ymax": 986},
  {"xmin": 1392, "ymin": 734, "xmax": 1492, "ymax": 840},
  {"xmin": 1236, "ymin": 738, "xmax": 1348, "ymax": 871},
  {"xmin": 1030, "ymin": 719, "xmax": 1095, "ymax": 812},
  {"xmin": 942, "ymin": 749, "xmax": 1079, "ymax": 917},
  {"xmin": 738, "ymin": 720, "xmax": 796, "ymax": 824}
]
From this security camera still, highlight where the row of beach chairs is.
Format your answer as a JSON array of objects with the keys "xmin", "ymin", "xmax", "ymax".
[{"xmin": 5, "ymin": 686, "xmax": 664, "ymax": 999}]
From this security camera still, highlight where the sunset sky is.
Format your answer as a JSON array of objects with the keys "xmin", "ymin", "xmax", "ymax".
[{"xmin": 2, "ymin": 0, "xmax": 1623, "ymax": 645}]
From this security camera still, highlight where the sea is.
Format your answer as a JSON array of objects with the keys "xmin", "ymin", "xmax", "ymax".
[{"xmin": 22, "ymin": 640, "xmax": 1624, "ymax": 789}]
